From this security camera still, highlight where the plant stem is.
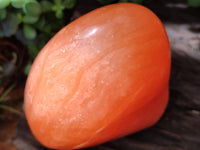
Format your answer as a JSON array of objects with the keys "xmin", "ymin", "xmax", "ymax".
[{"xmin": 0, "ymin": 105, "xmax": 21, "ymax": 114}]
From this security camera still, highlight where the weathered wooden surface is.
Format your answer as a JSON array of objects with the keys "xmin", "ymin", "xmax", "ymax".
[{"xmin": 14, "ymin": 0, "xmax": 200, "ymax": 149}]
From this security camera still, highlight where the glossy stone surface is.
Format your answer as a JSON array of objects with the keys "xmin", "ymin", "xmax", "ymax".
[{"xmin": 24, "ymin": 3, "xmax": 171, "ymax": 149}]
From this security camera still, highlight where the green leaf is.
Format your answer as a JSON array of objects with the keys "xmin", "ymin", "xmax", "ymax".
[
  {"xmin": 63, "ymin": 0, "xmax": 77, "ymax": 9},
  {"xmin": 1, "ymin": 13, "xmax": 19, "ymax": 37},
  {"xmin": 52, "ymin": 0, "xmax": 65, "ymax": 12},
  {"xmin": 23, "ymin": 24, "xmax": 36, "ymax": 40},
  {"xmin": 0, "ymin": 0, "xmax": 10, "ymax": 9},
  {"xmin": 23, "ymin": 14, "xmax": 39, "ymax": 24},
  {"xmin": 40, "ymin": 0, "xmax": 53, "ymax": 12},
  {"xmin": 11, "ymin": 0, "xmax": 25, "ymax": 8},
  {"xmin": 24, "ymin": 63, "xmax": 32, "ymax": 75},
  {"xmin": 55, "ymin": 10, "xmax": 63, "ymax": 19},
  {"xmin": 17, "ymin": 13, "xmax": 23, "ymax": 24},
  {"xmin": 188, "ymin": 0, "xmax": 200, "ymax": 7},
  {"xmin": 0, "ymin": 8, "xmax": 6, "ymax": 20},
  {"xmin": 23, "ymin": 0, "xmax": 42, "ymax": 17}
]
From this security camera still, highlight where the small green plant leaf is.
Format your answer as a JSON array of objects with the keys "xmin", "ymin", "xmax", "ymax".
[
  {"xmin": 40, "ymin": 0, "xmax": 53, "ymax": 13},
  {"xmin": 17, "ymin": 13, "xmax": 23, "ymax": 24},
  {"xmin": 63, "ymin": 0, "xmax": 77, "ymax": 9},
  {"xmin": 56, "ymin": 10, "xmax": 63, "ymax": 19},
  {"xmin": 24, "ymin": 63, "xmax": 32, "ymax": 75},
  {"xmin": 23, "ymin": 24, "xmax": 37, "ymax": 40},
  {"xmin": 1, "ymin": 13, "xmax": 19, "ymax": 37},
  {"xmin": 11, "ymin": 0, "xmax": 25, "ymax": 8},
  {"xmin": 0, "ymin": 0, "xmax": 11, "ymax": 9},
  {"xmin": 0, "ymin": 9, "xmax": 7, "ymax": 20},
  {"xmin": 23, "ymin": 0, "xmax": 42, "ymax": 17},
  {"xmin": 52, "ymin": 0, "xmax": 65, "ymax": 12},
  {"xmin": 23, "ymin": 14, "xmax": 39, "ymax": 24}
]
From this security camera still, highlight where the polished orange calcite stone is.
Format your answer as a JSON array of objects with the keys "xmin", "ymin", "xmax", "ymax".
[{"xmin": 24, "ymin": 3, "xmax": 171, "ymax": 149}]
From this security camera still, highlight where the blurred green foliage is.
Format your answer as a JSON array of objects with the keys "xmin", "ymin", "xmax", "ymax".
[
  {"xmin": 0, "ymin": 0, "xmax": 77, "ymax": 75},
  {"xmin": 188, "ymin": 0, "xmax": 200, "ymax": 7}
]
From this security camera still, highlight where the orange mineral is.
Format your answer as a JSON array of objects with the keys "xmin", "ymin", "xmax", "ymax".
[{"xmin": 24, "ymin": 3, "xmax": 171, "ymax": 150}]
